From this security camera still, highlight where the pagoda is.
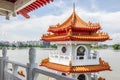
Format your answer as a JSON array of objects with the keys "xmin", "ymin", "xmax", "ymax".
[{"xmin": 40, "ymin": 4, "xmax": 111, "ymax": 80}]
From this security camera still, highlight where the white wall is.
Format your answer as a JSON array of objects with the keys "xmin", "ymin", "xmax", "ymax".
[{"xmin": 50, "ymin": 41, "xmax": 99, "ymax": 66}]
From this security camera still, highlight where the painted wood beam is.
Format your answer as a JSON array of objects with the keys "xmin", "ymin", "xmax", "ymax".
[
  {"xmin": 14, "ymin": 0, "xmax": 36, "ymax": 12},
  {"xmin": 0, "ymin": 1, "xmax": 14, "ymax": 12},
  {"xmin": 0, "ymin": 9, "xmax": 12, "ymax": 20},
  {"xmin": 0, "ymin": 10, "xmax": 6, "ymax": 16}
]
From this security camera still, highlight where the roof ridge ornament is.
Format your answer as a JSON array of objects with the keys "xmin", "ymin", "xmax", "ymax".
[
  {"xmin": 72, "ymin": 2, "xmax": 76, "ymax": 25},
  {"xmin": 73, "ymin": 2, "xmax": 75, "ymax": 13}
]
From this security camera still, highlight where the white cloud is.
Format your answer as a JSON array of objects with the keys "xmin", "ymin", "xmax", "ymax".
[
  {"xmin": 103, "ymin": 33, "xmax": 120, "ymax": 45},
  {"xmin": 0, "ymin": 10, "xmax": 72, "ymax": 41},
  {"xmin": 111, "ymin": 33, "xmax": 120, "ymax": 44},
  {"xmin": 49, "ymin": 0, "xmax": 66, "ymax": 9},
  {"xmin": 99, "ymin": 12, "xmax": 120, "ymax": 33},
  {"xmin": 90, "ymin": 0, "xmax": 98, "ymax": 10},
  {"xmin": 0, "ymin": 5, "xmax": 120, "ymax": 44}
]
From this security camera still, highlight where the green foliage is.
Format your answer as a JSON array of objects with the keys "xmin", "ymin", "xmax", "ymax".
[
  {"xmin": 50, "ymin": 44, "xmax": 57, "ymax": 48},
  {"xmin": 0, "ymin": 42, "xmax": 10, "ymax": 47},
  {"xmin": 99, "ymin": 44, "xmax": 108, "ymax": 49},
  {"xmin": 112, "ymin": 44, "xmax": 120, "ymax": 50},
  {"xmin": 91, "ymin": 45, "xmax": 100, "ymax": 50}
]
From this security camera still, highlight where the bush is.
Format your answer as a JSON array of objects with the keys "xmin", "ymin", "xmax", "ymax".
[{"xmin": 112, "ymin": 44, "xmax": 120, "ymax": 50}]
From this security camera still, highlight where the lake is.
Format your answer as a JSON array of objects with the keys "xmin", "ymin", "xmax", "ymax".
[{"xmin": 0, "ymin": 48, "xmax": 120, "ymax": 80}]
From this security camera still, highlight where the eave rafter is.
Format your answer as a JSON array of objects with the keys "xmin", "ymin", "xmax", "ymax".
[
  {"xmin": 0, "ymin": 0, "xmax": 53, "ymax": 20},
  {"xmin": 0, "ymin": 10, "xmax": 7, "ymax": 16},
  {"xmin": 14, "ymin": 0, "xmax": 36, "ymax": 12}
]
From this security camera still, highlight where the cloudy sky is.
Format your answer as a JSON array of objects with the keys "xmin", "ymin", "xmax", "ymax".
[{"xmin": 0, "ymin": 0, "xmax": 120, "ymax": 44}]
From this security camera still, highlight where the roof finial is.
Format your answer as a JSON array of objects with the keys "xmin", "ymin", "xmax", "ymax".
[
  {"xmin": 72, "ymin": 2, "xmax": 76, "ymax": 25},
  {"xmin": 73, "ymin": 2, "xmax": 75, "ymax": 13}
]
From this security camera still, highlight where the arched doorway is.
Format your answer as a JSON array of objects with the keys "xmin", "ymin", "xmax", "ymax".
[
  {"xmin": 77, "ymin": 74, "xmax": 86, "ymax": 80},
  {"xmin": 77, "ymin": 46, "xmax": 85, "ymax": 59},
  {"xmin": 61, "ymin": 73, "xmax": 66, "ymax": 76}
]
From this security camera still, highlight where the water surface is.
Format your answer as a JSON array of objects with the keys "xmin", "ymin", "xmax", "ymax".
[{"xmin": 0, "ymin": 48, "xmax": 120, "ymax": 80}]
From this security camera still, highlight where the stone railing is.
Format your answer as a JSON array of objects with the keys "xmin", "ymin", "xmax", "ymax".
[{"xmin": 0, "ymin": 47, "xmax": 76, "ymax": 80}]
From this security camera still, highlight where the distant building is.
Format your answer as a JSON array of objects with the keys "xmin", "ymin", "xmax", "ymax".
[
  {"xmin": 43, "ymin": 41, "xmax": 50, "ymax": 46},
  {"xmin": 0, "ymin": 40, "xmax": 50, "ymax": 47}
]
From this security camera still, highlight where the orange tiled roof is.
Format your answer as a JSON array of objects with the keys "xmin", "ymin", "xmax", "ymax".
[
  {"xmin": 41, "ymin": 11, "xmax": 112, "ymax": 42},
  {"xmin": 98, "ymin": 77, "xmax": 105, "ymax": 80},
  {"xmin": 48, "ymin": 12, "xmax": 101, "ymax": 33},
  {"xmin": 40, "ymin": 58, "xmax": 111, "ymax": 73},
  {"xmin": 42, "ymin": 30, "xmax": 111, "ymax": 42}
]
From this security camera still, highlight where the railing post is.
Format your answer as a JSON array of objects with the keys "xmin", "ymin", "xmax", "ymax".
[
  {"xmin": 0, "ymin": 47, "xmax": 8, "ymax": 80},
  {"xmin": 12, "ymin": 64, "xmax": 18, "ymax": 76},
  {"xmin": 27, "ymin": 47, "xmax": 38, "ymax": 80}
]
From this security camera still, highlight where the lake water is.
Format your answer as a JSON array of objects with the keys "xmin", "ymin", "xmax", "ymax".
[{"xmin": 0, "ymin": 48, "xmax": 120, "ymax": 80}]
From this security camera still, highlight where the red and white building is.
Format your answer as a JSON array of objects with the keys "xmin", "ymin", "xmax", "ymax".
[{"xmin": 40, "ymin": 4, "xmax": 112, "ymax": 80}]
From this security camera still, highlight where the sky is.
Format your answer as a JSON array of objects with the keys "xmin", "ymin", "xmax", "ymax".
[{"xmin": 0, "ymin": 0, "xmax": 120, "ymax": 44}]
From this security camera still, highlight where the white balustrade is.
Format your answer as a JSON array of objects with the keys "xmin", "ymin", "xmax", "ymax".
[
  {"xmin": 49, "ymin": 52, "xmax": 71, "ymax": 66},
  {"xmin": 0, "ymin": 47, "xmax": 76, "ymax": 80},
  {"xmin": 89, "ymin": 51, "xmax": 98, "ymax": 59},
  {"xmin": 0, "ymin": 47, "xmax": 37, "ymax": 80},
  {"xmin": 72, "ymin": 51, "xmax": 99, "ymax": 66},
  {"xmin": 49, "ymin": 53, "xmax": 70, "ymax": 60}
]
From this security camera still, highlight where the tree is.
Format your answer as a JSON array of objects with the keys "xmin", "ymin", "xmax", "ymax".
[{"xmin": 112, "ymin": 44, "xmax": 120, "ymax": 50}]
